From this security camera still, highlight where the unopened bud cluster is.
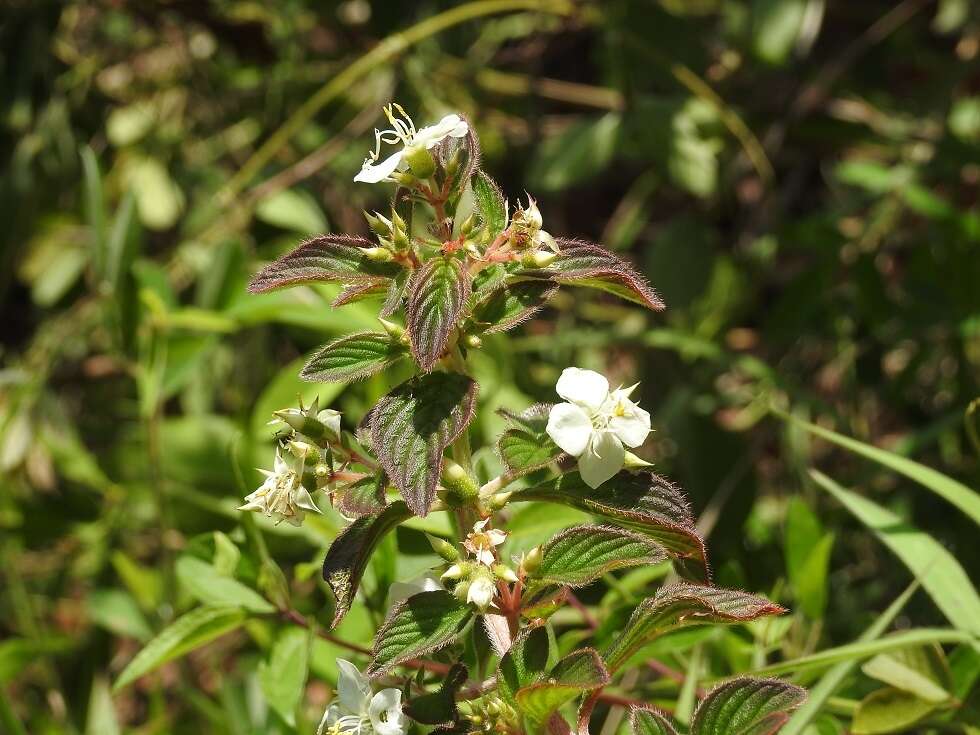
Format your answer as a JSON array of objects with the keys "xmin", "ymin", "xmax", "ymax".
[
  {"xmin": 429, "ymin": 519, "xmax": 518, "ymax": 612},
  {"xmin": 456, "ymin": 695, "xmax": 518, "ymax": 734}
]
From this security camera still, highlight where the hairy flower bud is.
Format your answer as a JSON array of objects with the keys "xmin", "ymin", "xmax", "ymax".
[
  {"xmin": 522, "ymin": 546, "xmax": 543, "ymax": 574},
  {"xmin": 439, "ymin": 459, "xmax": 480, "ymax": 506},
  {"xmin": 363, "ymin": 246, "xmax": 394, "ymax": 263},
  {"xmin": 522, "ymin": 249, "xmax": 556, "ymax": 268},
  {"xmin": 427, "ymin": 533, "xmax": 460, "ymax": 562},
  {"xmin": 493, "ymin": 563, "xmax": 519, "ymax": 583},
  {"xmin": 378, "ymin": 318, "xmax": 405, "ymax": 338},
  {"xmin": 404, "ymin": 146, "xmax": 436, "ymax": 179}
]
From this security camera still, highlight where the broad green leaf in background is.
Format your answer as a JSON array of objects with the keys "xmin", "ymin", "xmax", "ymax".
[
  {"xmin": 114, "ymin": 606, "xmax": 247, "ymax": 690},
  {"xmin": 255, "ymin": 188, "xmax": 328, "ymax": 234},
  {"xmin": 515, "ymin": 648, "xmax": 610, "ymax": 730},
  {"xmin": 367, "ymin": 590, "xmax": 472, "ymax": 676},
  {"xmin": 529, "ymin": 113, "xmax": 621, "ymax": 192},
  {"xmin": 861, "ymin": 645, "xmax": 952, "ymax": 704},
  {"xmin": 369, "ymin": 373, "xmax": 478, "ymax": 516},
  {"xmin": 301, "ymin": 331, "xmax": 406, "ymax": 382},
  {"xmin": 810, "ymin": 469, "xmax": 980, "ymax": 636},
  {"xmin": 751, "ymin": 0, "xmax": 809, "ymax": 65},
  {"xmin": 690, "ymin": 677, "xmax": 807, "ymax": 735},
  {"xmin": 851, "ymin": 687, "xmax": 937, "ymax": 735},
  {"xmin": 784, "ymin": 498, "xmax": 833, "ymax": 619},
  {"xmin": 87, "ymin": 588, "xmax": 153, "ymax": 641},
  {"xmin": 781, "ymin": 411, "xmax": 980, "ymax": 525},
  {"xmin": 531, "ymin": 524, "xmax": 667, "ymax": 590},
  {"xmin": 126, "ymin": 156, "xmax": 183, "ymax": 231},
  {"xmin": 258, "ymin": 626, "xmax": 310, "ymax": 727},
  {"xmin": 176, "ymin": 556, "xmax": 275, "ymax": 614},
  {"xmin": 321, "ymin": 501, "xmax": 413, "ymax": 628},
  {"xmin": 85, "ymin": 677, "xmax": 120, "ymax": 735}
]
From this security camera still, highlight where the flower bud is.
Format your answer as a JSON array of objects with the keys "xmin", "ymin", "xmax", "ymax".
[
  {"xmin": 364, "ymin": 211, "xmax": 392, "ymax": 237},
  {"xmin": 466, "ymin": 571, "xmax": 496, "ymax": 611},
  {"xmin": 522, "ymin": 249, "xmax": 556, "ymax": 268},
  {"xmin": 522, "ymin": 546, "xmax": 543, "ymax": 574},
  {"xmin": 378, "ymin": 318, "xmax": 405, "ymax": 338},
  {"xmin": 362, "ymin": 246, "xmax": 394, "ymax": 262},
  {"xmin": 458, "ymin": 213, "xmax": 477, "ymax": 236},
  {"xmin": 441, "ymin": 562, "xmax": 470, "ymax": 580},
  {"xmin": 623, "ymin": 451, "xmax": 653, "ymax": 468},
  {"xmin": 427, "ymin": 533, "xmax": 460, "ymax": 562},
  {"xmin": 288, "ymin": 439, "xmax": 320, "ymax": 464},
  {"xmin": 493, "ymin": 564, "xmax": 519, "ymax": 583},
  {"xmin": 464, "ymin": 334, "xmax": 483, "ymax": 349},
  {"xmin": 439, "ymin": 459, "xmax": 480, "ymax": 506},
  {"xmin": 404, "ymin": 145, "xmax": 436, "ymax": 179},
  {"xmin": 488, "ymin": 491, "xmax": 512, "ymax": 511}
]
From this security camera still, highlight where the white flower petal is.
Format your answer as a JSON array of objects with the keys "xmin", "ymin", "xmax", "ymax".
[
  {"xmin": 294, "ymin": 486, "xmax": 322, "ymax": 514},
  {"xmin": 609, "ymin": 403, "xmax": 651, "ymax": 448},
  {"xmin": 467, "ymin": 577, "xmax": 495, "ymax": 609},
  {"xmin": 336, "ymin": 658, "xmax": 372, "ymax": 714},
  {"xmin": 546, "ymin": 402, "xmax": 593, "ymax": 457},
  {"xmin": 353, "ymin": 150, "xmax": 403, "ymax": 183},
  {"xmin": 317, "ymin": 704, "xmax": 343, "ymax": 735},
  {"xmin": 556, "ymin": 368, "xmax": 609, "ymax": 411},
  {"xmin": 369, "ymin": 689, "xmax": 405, "ymax": 735},
  {"xmin": 578, "ymin": 431, "xmax": 625, "ymax": 489},
  {"xmin": 387, "ymin": 575, "xmax": 442, "ymax": 608},
  {"xmin": 415, "ymin": 113, "xmax": 468, "ymax": 149}
]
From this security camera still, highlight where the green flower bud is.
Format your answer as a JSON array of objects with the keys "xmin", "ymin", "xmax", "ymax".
[
  {"xmin": 488, "ymin": 491, "xmax": 512, "ymax": 511},
  {"xmin": 464, "ymin": 334, "xmax": 483, "ymax": 349},
  {"xmin": 363, "ymin": 246, "xmax": 394, "ymax": 262},
  {"xmin": 623, "ymin": 450, "xmax": 653, "ymax": 468},
  {"xmin": 404, "ymin": 145, "xmax": 436, "ymax": 179},
  {"xmin": 493, "ymin": 563, "xmax": 519, "ymax": 583},
  {"xmin": 522, "ymin": 546, "xmax": 543, "ymax": 574},
  {"xmin": 439, "ymin": 459, "xmax": 480, "ymax": 506},
  {"xmin": 426, "ymin": 533, "xmax": 460, "ymax": 562},
  {"xmin": 378, "ymin": 318, "xmax": 405, "ymax": 338},
  {"xmin": 522, "ymin": 249, "xmax": 556, "ymax": 268}
]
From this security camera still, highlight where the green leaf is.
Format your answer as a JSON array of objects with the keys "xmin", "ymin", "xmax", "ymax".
[
  {"xmin": 472, "ymin": 171, "xmax": 508, "ymax": 239},
  {"xmin": 406, "ymin": 256, "xmax": 471, "ymax": 371},
  {"xmin": 515, "ymin": 648, "xmax": 610, "ymax": 730},
  {"xmin": 497, "ymin": 626, "xmax": 551, "ymax": 705},
  {"xmin": 332, "ymin": 280, "xmax": 390, "ymax": 307},
  {"xmin": 369, "ymin": 373, "xmax": 478, "ymax": 516},
  {"xmin": 0, "ymin": 638, "xmax": 75, "ymax": 684},
  {"xmin": 523, "ymin": 239, "xmax": 665, "ymax": 311},
  {"xmin": 751, "ymin": 0, "xmax": 808, "ymax": 65},
  {"xmin": 255, "ymin": 188, "xmax": 327, "ymax": 234},
  {"xmin": 530, "ymin": 113, "xmax": 621, "ymax": 191},
  {"xmin": 334, "ymin": 473, "xmax": 388, "ymax": 518},
  {"xmin": 785, "ymin": 498, "xmax": 833, "ymax": 619},
  {"xmin": 514, "ymin": 470, "xmax": 709, "ymax": 582},
  {"xmin": 495, "ymin": 405, "xmax": 562, "ymax": 477},
  {"xmin": 405, "ymin": 662, "xmax": 469, "ymax": 725},
  {"xmin": 301, "ymin": 331, "xmax": 406, "ymax": 382},
  {"xmin": 175, "ymin": 556, "xmax": 275, "ymax": 614},
  {"xmin": 810, "ymin": 469, "xmax": 980, "ymax": 636},
  {"xmin": 85, "ymin": 677, "xmax": 120, "ymax": 735},
  {"xmin": 258, "ymin": 626, "xmax": 310, "ymax": 727},
  {"xmin": 861, "ymin": 645, "xmax": 952, "ymax": 704},
  {"xmin": 247, "ymin": 235, "xmax": 401, "ymax": 292},
  {"xmin": 322, "ymin": 501, "xmax": 413, "ymax": 628},
  {"xmin": 80, "ymin": 146, "xmax": 107, "ymax": 280},
  {"xmin": 368, "ymin": 590, "xmax": 472, "ymax": 676},
  {"xmin": 114, "ymin": 606, "xmax": 247, "ymax": 691},
  {"xmin": 87, "ymin": 589, "xmax": 153, "ymax": 641},
  {"xmin": 778, "ymin": 411, "xmax": 980, "ymax": 526},
  {"xmin": 472, "ymin": 280, "xmax": 558, "ymax": 334},
  {"xmin": 532, "ymin": 525, "xmax": 667, "ymax": 589},
  {"xmin": 631, "ymin": 707, "xmax": 680, "ymax": 735},
  {"xmin": 851, "ymin": 687, "xmax": 937, "ymax": 735},
  {"xmin": 691, "ymin": 677, "xmax": 807, "ymax": 735},
  {"xmin": 605, "ymin": 583, "xmax": 785, "ymax": 672}
]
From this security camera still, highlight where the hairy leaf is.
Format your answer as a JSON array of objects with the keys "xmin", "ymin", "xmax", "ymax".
[
  {"xmin": 301, "ymin": 331, "xmax": 406, "ymax": 382},
  {"xmin": 369, "ymin": 373, "xmax": 478, "ymax": 516},
  {"xmin": 532, "ymin": 525, "xmax": 667, "ymax": 589},
  {"xmin": 515, "ymin": 649, "xmax": 610, "ymax": 730},
  {"xmin": 334, "ymin": 474, "xmax": 388, "ymax": 518},
  {"xmin": 496, "ymin": 406, "xmax": 561, "ymax": 477},
  {"xmin": 405, "ymin": 663, "xmax": 469, "ymax": 725},
  {"xmin": 247, "ymin": 235, "xmax": 400, "ymax": 292},
  {"xmin": 605, "ymin": 584, "xmax": 785, "ymax": 672},
  {"xmin": 691, "ymin": 678, "xmax": 807, "ymax": 735},
  {"xmin": 322, "ymin": 502, "xmax": 412, "ymax": 628},
  {"xmin": 332, "ymin": 280, "xmax": 389, "ymax": 307},
  {"xmin": 472, "ymin": 171, "xmax": 508, "ymax": 239},
  {"xmin": 381, "ymin": 269, "xmax": 409, "ymax": 318},
  {"xmin": 631, "ymin": 708, "xmax": 680, "ymax": 735},
  {"xmin": 521, "ymin": 239, "xmax": 664, "ymax": 311},
  {"xmin": 114, "ymin": 606, "xmax": 246, "ymax": 690},
  {"xmin": 514, "ymin": 471, "xmax": 709, "ymax": 582},
  {"xmin": 473, "ymin": 280, "xmax": 558, "ymax": 334},
  {"xmin": 368, "ymin": 590, "xmax": 472, "ymax": 676},
  {"xmin": 406, "ymin": 256, "xmax": 471, "ymax": 371},
  {"xmin": 498, "ymin": 626, "xmax": 550, "ymax": 705}
]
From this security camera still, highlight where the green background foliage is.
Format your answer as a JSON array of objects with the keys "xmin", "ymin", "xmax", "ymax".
[{"xmin": 1, "ymin": 0, "xmax": 978, "ymax": 733}]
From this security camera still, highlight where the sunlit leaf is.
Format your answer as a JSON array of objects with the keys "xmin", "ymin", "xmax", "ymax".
[
  {"xmin": 301, "ymin": 331, "xmax": 406, "ymax": 382},
  {"xmin": 406, "ymin": 256, "xmax": 471, "ymax": 371}
]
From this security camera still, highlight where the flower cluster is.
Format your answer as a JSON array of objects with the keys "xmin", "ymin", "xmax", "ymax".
[{"xmin": 318, "ymin": 659, "xmax": 405, "ymax": 735}]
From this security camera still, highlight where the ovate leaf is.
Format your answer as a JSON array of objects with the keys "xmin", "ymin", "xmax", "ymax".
[
  {"xmin": 301, "ymin": 332, "xmax": 406, "ymax": 382},
  {"xmin": 532, "ymin": 525, "xmax": 667, "ymax": 589},
  {"xmin": 631, "ymin": 707, "xmax": 680, "ymax": 735},
  {"xmin": 247, "ymin": 235, "xmax": 400, "ymax": 292},
  {"xmin": 497, "ymin": 626, "xmax": 551, "ymax": 705},
  {"xmin": 407, "ymin": 256, "xmax": 471, "ymax": 371},
  {"xmin": 522, "ymin": 239, "xmax": 664, "ymax": 311},
  {"xmin": 691, "ymin": 677, "xmax": 807, "ymax": 735},
  {"xmin": 515, "ymin": 649, "xmax": 610, "ymax": 730},
  {"xmin": 334, "ymin": 474, "xmax": 388, "ymax": 518},
  {"xmin": 369, "ymin": 373, "xmax": 478, "ymax": 516},
  {"xmin": 861, "ymin": 645, "xmax": 952, "ymax": 704},
  {"xmin": 332, "ymin": 280, "xmax": 390, "ymax": 307},
  {"xmin": 605, "ymin": 584, "xmax": 785, "ymax": 672},
  {"xmin": 496, "ymin": 405, "xmax": 562, "ymax": 478},
  {"xmin": 258, "ymin": 627, "xmax": 310, "ymax": 727},
  {"xmin": 113, "ymin": 606, "xmax": 247, "ymax": 690},
  {"xmin": 851, "ymin": 687, "xmax": 937, "ymax": 735},
  {"xmin": 471, "ymin": 171, "xmax": 508, "ymax": 239},
  {"xmin": 175, "ymin": 556, "xmax": 275, "ymax": 614},
  {"xmin": 472, "ymin": 280, "xmax": 558, "ymax": 334},
  {"xmin": 514, "ymin": 471, "xmax": 709, "ymax": 582},
  {"xmin": 368, "ymin": 590, "xmax": 472, "ymax": 676},
  {"xmin": 322, "ymin": 502, "xmax": 413, "ymax": 628}
]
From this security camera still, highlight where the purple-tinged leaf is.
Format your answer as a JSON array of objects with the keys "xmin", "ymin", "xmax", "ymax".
[
  {"xmin": 322, "ymin": 501, "xmax": 412, "ymax": 628},
  {"xmin": 380, "ymin": 269, "xmax": 409, "ymax": 318},
  {"xmin": 691, "ymin": 677, "xmax": 807, "ymax": 735},
  {"xmin": 522, "ymin": 239, "xmax": 665, "ymax": 311},
  {"xmin": 301, "ymin": 331, "xmax": 406, "ymax": 383},
  {"xmin": 532, "ymin": 525, "xmax": 668, "ymax": 589},
  {"xmin": 473, "ymin": 280, "xmax": 558, "ymax": 334},
  {"xmin": 406, "ymin": 256, "xmax": 471, "ymax": 371},
  {"xmin": 369, "ymin": 373, "xmax": 478, "ymax": 516},
  {"xmin": 514, "ymin": 471, "xmax": 710, "ymax": 582},
  {"xmin": 605, "ymin": 584, "xmax": 786, "ymax": 672},
  {"xmin": 332, "ymin": 280, "xmax": 389, "ymax": 307},
  {"xmin": 334, "ymin": 474, "xmax": 387, "ymax": 518},
  {"xmin": 471, "ymin": 171, "xmax": 508, "ymax": 240},
  {"xmin": 247, "ymin": 234, "xmax": 401, "ymax": 293},
  {"xmin": 515, "ymin": 649, "xmax": 610, "ymax": 730},
  {"xmin": 630, "ymin": 707, "xmax": 680, "ymax": 735}
]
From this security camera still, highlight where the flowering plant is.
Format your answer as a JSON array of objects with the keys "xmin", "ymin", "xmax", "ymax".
[{"xmin": 122, "ymin": 105, "xmax": 806, "ymax": 734}]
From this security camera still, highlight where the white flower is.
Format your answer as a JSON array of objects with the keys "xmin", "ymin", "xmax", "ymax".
[
  {"xmin": 546, "ymin": 367, "xmax": 652, "ymax": 489},
  {"xmin": 463, "ymin": 518, "xmax": 507, "ymax": 567},
  {"xmin": 237, "ymin": 449, "xmax": 321, "ymax": 526},
  {"xmin": 466, "ymin": 573, "xmax": 496, "ymax": 611},
  {"xmin": 353, "ymin": 103, "xmax": 468, "ymax": 184},
  {"xmin": 386, "ymin": 574, "xmax": 442, "ymax": 609},
  {"xmin": 318, "ymin": 659, "xmax": 406, "ymax": 735}
]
